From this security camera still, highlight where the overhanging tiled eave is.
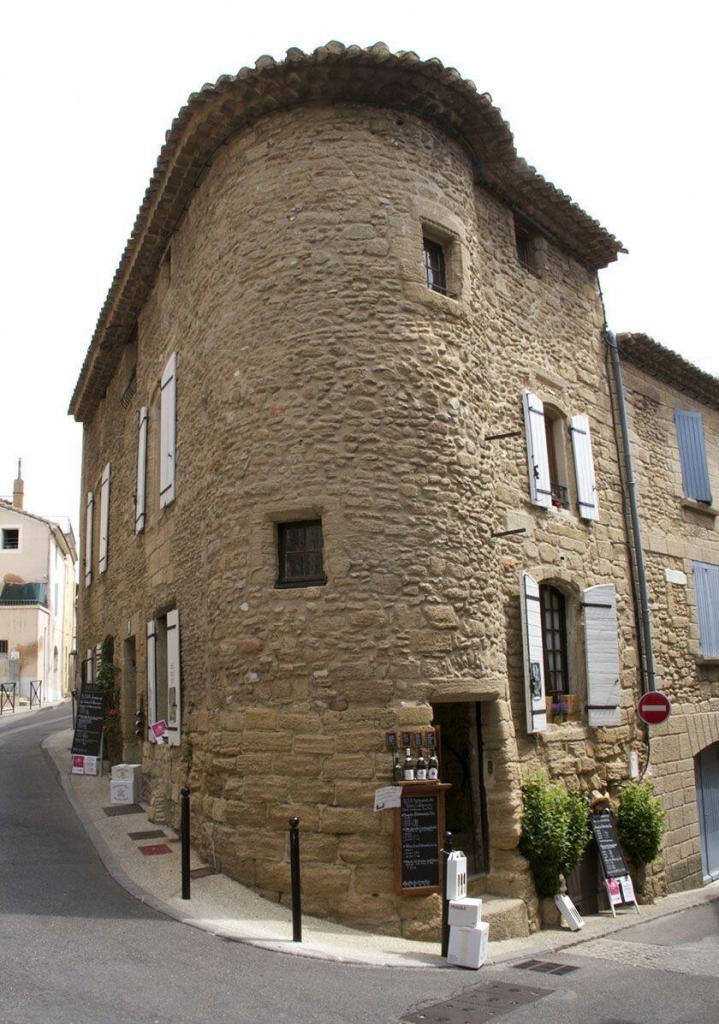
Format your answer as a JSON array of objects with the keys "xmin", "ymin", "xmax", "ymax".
[{"xmin": 69, "ymin": 41, "xmax": 626, "ymax": 423}]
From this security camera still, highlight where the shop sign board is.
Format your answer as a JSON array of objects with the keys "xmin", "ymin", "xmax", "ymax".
[
  {"xmin": 590, "ymin": 809, "xmax": 629, "ymax": 879},
  {"xmin": 70, "ymin": 686, "xmax": 105, "ymax": 761},
  {"xmin": 394, "ymin": 784, "xmax": 449, "ymax": 896}
]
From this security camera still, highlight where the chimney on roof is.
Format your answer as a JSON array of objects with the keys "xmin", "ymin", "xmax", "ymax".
[{"xmin": 13, "ymin": 459, "xmax": 24, "ymax": 511}]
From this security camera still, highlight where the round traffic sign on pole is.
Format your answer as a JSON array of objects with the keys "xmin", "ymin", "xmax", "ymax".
[{"xmin": 637, "ymin": 691, "xmax": 671, "ymax": 726}]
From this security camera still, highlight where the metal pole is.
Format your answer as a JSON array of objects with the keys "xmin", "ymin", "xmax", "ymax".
[
  {"xmin": 71, "ymin": 689, "xmax": 78, "ymax": 728},
  {"xmin": 289, "ymin": 817, "xmax": 302, "ymax": 942},
  {"xmin": 441, "ymin": 830, "xmax": 453, "ymax": 957},
  {"xmin": 181, "ymin": 786, "xmax": 191, "ymax": 900}
]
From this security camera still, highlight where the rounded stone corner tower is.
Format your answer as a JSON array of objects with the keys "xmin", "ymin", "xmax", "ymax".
[{"xmin": 71, "ymin": 42, "xmax": 628, "ymax": 941}]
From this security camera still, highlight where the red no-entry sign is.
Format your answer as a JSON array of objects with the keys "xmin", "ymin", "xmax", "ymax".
[{"xmin": 637, "ymin": 691, "xmax": 671, "ymax": 726}]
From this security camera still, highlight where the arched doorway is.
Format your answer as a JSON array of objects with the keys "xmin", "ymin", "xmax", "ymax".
[{"xmin": 695, "ymin": 742, "xmax": 719, "ymax": 882}]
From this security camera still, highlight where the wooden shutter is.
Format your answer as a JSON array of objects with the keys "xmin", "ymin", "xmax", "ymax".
[
  {"xmin": 84, "ymin": 491, "xmax": 94, "ymax": 587},
  {"xmin": 583, "ymin": 583, "xmax": 621, "ymax": 726},
  {"xmin": 675, "ymin": 411, "xmax": 712, "ymax": 503},
  {"xmin": 159, "ymin": 352, "xmax": 176, "ymax": 509},
  {"xmin": 570, "ymin": 415, "xmax": 599, "ymax": 521},
  {"xmin": 520, "ymin": 571, "xmax": 547, "ymax": 733},
  {"xmin": 694, "ymin": 562, "xmax": 719, "ymax": 658},
  {"xmin": 166, "ymin": 609, "xmax": 181, "ymax": 746},
  {"xmin": 523, "ymin": 391, "xmax": 551, "ymax": 509},
  {"xmin": 99, "ymin": 464, "xmax": 111, "ymax": 573},
  {"xmin": 135, "ymin": 407, "xmax": 148, "ymax": 534},
  {"xmin": 146, "ymin": 619, "xmax": 157, "ymax": 737}
]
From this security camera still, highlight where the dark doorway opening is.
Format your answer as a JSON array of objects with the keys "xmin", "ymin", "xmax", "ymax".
[
  {"xmin": 431, "ymin": 701, "xmax": 489, "ymax": 875},
  {"xmin": 122, "ymin": 637, "xmax": 138, "ymax": 761}
]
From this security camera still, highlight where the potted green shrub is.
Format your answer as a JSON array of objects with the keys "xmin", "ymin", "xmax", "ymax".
[
  {"xmin": 616, "ymin": 782, "xmax": 666, "ymax": 901},
  {"xmin": 519, "ymin": 773, "xmax": 591, "ymax": 925}
]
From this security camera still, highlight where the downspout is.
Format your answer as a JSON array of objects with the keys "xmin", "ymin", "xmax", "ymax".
[{"xmin": 605, "ymin": 328, "xmax": 656, "ymax": 694}]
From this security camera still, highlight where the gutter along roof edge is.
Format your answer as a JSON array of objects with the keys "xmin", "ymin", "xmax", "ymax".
[{"xmin": 69, "ymin": 40, "xmax": 626, "ymax": 423}]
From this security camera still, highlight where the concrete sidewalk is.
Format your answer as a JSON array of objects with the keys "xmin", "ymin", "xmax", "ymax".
[{"xmin": 43, "ymin": 727, "xmax": 719, "ymax": 970}]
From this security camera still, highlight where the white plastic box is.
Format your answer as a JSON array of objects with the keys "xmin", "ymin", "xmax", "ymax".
[
  {"xmin": 448, "ymin": 898, "xmax": 483, "ymax": 929},
  {"xmin": 447, "ymin": 921, "xmax": 489, "ymax": 969},
  {"xmin": 112, "ymin": 763, "xmax": 142, "ymax": 783},
  {"xmin": 445, "ymin": 851, "xmax": 468, "ymax": 900},
  {"xmin": 110, "ymin": 779, "xmax": 136, "ymax": 805}
]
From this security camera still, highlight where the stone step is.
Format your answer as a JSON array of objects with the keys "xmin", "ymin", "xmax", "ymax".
[{"xmin": 466, "ymin": 887, "xmax": 530, "ymax": 941}]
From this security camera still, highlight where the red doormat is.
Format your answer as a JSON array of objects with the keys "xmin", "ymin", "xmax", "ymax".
[{"xmin": 138, "ymin": 843, "xmax": 173, "ymax": 856}]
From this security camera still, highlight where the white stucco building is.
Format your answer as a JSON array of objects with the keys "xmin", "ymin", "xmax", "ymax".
[{"xmin": 0, "ymin": 466, "xmax": 77, "ymax": 702}]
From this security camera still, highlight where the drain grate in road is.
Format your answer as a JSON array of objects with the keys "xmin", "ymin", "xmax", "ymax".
[
  {"xmin": 128, "ymin": 829, "xmax": 166, "ymax": 840},
  {"xmin": 514, "ymin": 959, "xmax": 579, "ymax": 976},
  {"xmin": 402, "ymin": 980, "xmax": 550, "ymax": 1023},
  {"xmin": 102, "ymin": 804, "xmax": 145, "ymax": 816}
]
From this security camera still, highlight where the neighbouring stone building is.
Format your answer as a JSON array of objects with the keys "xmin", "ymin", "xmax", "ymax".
[
  {"xmin": 617, "ymin": 334, "xmax": 719, "ymax": 890},
  {"xmin": 69, "ymin": 42, "xmax": 717, "ymax": 939},
  {"xmin": 0, "ymin": 464, "xmax": 77, "ymax": 702}
]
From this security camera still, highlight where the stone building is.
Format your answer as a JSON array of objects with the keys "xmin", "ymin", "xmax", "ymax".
[
  {"xmin": 617, "ymin": 334, "xmax": 719, "ymax": 888},
  {"xmin": 70, "ymin": 42, "xmax": 709, "ymax": 939},
  {"xmin": 0, "ymin": 464, "xmax": 77, "ymax": 702}
]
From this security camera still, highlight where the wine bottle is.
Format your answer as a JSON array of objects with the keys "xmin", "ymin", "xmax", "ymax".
[
  {"xmin": 403, "ymin": 747, "xmax": 415, "ymax": 781},
  {"xmin": 428, "ymin": 750, "xmax": 439, "ymax": 781},
  {"xmin": 415, "ymin": 748, "xmax": 427, "ymax": 781},
  {"xmin": 393, "ymin": 755, "xmax": 403, "ymax": 783}
]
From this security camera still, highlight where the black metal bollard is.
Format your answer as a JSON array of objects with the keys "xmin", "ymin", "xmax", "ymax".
[
  {"xmin": 71, "ymin": 689, "xmax": 78, "ymax": 728},
  {"xmin": 180, "ymin": 786, "xmax": 191, "ymax": 900},
  {"xmin": 441, "ymin": 830, "xmax": 453, "ymax": 958},
  {"xmin": 289, "ymin": 817, "xmax": 302, "ymax": 942}
]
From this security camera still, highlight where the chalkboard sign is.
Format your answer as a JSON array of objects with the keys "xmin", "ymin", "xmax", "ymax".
[
  {"xmin": 590, "ymin": 810, "xmax": 629, "ymax": 879},
  {"xmin": 395, "ymin": 786, "xmax": 447, "ymax": 895},
  {"xmin": 71, "ymin": 686, "xmax": 105, "ymax": 758}
]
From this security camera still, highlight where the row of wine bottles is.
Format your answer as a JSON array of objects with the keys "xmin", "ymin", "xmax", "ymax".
[{"xmin": 393, "ymin": 747, "xmax": 439, "ymax": 783}]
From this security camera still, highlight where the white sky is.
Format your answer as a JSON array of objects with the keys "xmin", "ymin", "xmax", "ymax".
[{"xmin": 2, "ymin": 0, "xmax": 717, "ymax": 536}]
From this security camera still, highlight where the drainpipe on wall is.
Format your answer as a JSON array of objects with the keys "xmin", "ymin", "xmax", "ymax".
[{"xmin": 605, "ymin": 329, "xmax": 656, "ymax": 694}]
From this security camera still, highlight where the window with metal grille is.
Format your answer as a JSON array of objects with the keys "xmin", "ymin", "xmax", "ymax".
[
  {"xmin": 515, "ymin": 217, "xmax": 536, "ymax": 271},
  {"xmin": 1, "ymin": 529, "xmax": 19, "ymax": 550},
  {"xmin": 423, "ymin": 237, "xmax": 448, "ymax": 294},
  {"xmin": 276, "ymin": 520, "xmax": 326, "ymax": 588},
  {"xmin": 540, "ymin": 584, "xmax": 569, "ymax": 698}
]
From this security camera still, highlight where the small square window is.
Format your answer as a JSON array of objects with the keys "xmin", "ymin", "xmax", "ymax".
[
  {"xmin": 1, "ymin": 529, "xmax": 19, "ymax": 550},
  {"xmin": 276, "ymin": 520, "xmax": 326, "ymax": 588},
  {"xmin": 514, "ymin": 217, "xmax": 536, "ymax": 272},
  {"xmin": 423, "ymin": 237, "xmax": 448, "ymax": 295},
  {"xmin": 0, "ymin": 640, "xmax": 8, "ymax": 655}
]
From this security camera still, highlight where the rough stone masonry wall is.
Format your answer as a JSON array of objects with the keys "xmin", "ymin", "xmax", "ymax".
[
  {"xmin": 78, "ymin": 99, "xmax": 642, "ymax": 939},
  {"xmin": 622, "ymin": 363, "xmax": 719, "ymax": 891}
]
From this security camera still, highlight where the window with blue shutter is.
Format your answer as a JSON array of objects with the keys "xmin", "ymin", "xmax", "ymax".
[
  {"xmin": 694, "ymin": 562, "xmax": 719, "ymax": 658},
  {"xmin": 675, "ymin": 411, "xmax": 712, "ymax": 503}
]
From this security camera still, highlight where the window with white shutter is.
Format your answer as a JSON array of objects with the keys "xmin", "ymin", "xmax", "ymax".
[
  {"xmin": 146, "ymin": 619, "xmax": 157, "ymax": 737},
  {"xmin": 520, "ymin": 571, "xmax": 547, "ymax": 733},
  {"xmin": 135, "ymin": 407, "xmax": 148, "ymax": 533},
  {"xmin": 84, "ymin": 491, "xmax": 94, "ymax": 588},
  {"xmin": 693, "ymin": 562, "xmax": 719, "ymax": 658},
  {"xmin": 583, "ymin": 583, "xmax": 621, "ymax": 726},
  {"xmin": 523, "ymin": 391, "xmax": 551, "ymax": 509},
  {"xmin": 570, "ymin": 414, "xmax": 599, "ymax": 521},
  {"xmin": 166, "ymin": 609, "xmax": 181, "ymax": 746},
  {"xmin": 85, "ymin": 647, "xmax": 94, "ymax": 685},
  {"xmin": 675, "ymin": 411, "xmax": 712, "ymax": 504},
  {"xmin": 159, "ymin": 353, "xmax": 176, "ymax": 509},
  {"xmin": 99, "ymin": 464, "xmax": 111, "ymax": 573},
  {"xmin": 146, "ymin": 611, "xmax": 181, "ymax": 745}
]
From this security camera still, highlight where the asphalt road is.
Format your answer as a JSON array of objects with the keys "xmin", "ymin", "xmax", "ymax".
[{"xmin": 1, "ymin": 704, "xmax": 718, "ymax": 1024}]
